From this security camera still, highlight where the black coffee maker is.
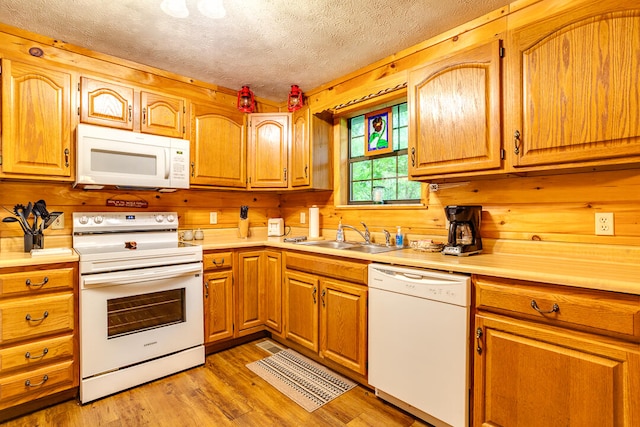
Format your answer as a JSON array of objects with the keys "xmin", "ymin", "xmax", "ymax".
[{"xmin": 442, "ymin": 205, "xmax": 482, "ymax": 256}]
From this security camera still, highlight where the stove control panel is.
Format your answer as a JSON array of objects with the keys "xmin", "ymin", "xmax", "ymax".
[{"xmin": 73, "ymin": 212, "xmax": 179, "ymax": 233}]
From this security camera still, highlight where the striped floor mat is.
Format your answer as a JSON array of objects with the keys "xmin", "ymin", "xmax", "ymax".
[{"xmin": 246, "ymin": 349, "xmax": 357, "ymax": 412}]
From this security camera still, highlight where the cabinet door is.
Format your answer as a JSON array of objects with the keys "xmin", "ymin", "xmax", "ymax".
[
  {"xmin": 1, "ymin": 59, "xmax": 72, "ymax": 179},
  {"xmin": 320, "ymin": 279, "xmax": 367, "ymax": 375},
  {"xmin": 264, "ymin": 250, "xmax": 283, "ymax": 334},
  {"xmin": 203, "ymin": 270, "xmax": 234, "ymax": 343},
  {"xmin": 474, "ymin": 314, "xmax": 640, "ymax": 427},
  {"xmin": 284, "ymin": 270, "xmax": 319, "ymax": 352},
  {"xmin": 79, "ymin": 77, "xmax": 134, "ymax": 130},
  {"xmin": 290, "ymin": 108, "xmax": 310, "ymax": 187},
  {"xmin": 408, "ymin": 40, "xmax": 502, "ymax": 178},
  {"xmin": 190, "ymin": 102, "xmax": 246, "ymax": 187},
  {"xmin": 507, "ymin": 7, "xmax": 640, "ymax": 170},
  {"xmin": 140, "ymin": 91, "xmax": 185, "ymax": 138},
  {"xmin": 236, "ymin": 251, "xmax": 265, "ymax": 333},
  {"xmin": 247, "ymin": 113, "xmax": 290, "ymax": 188}
]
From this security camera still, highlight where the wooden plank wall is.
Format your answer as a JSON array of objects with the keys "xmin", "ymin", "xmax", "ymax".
[
  {"xmin": 280, "ymin": 168, "xmax": 640, "ymax": 251},
  {"xmin": 0, "ymin": 181, "xmax": 280, "ymax": 239}
]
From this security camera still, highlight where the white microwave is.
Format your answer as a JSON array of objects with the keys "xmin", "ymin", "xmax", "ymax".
[{"xmin": 75, "ymin": 123, "xmax": 189, "ymax": 191}]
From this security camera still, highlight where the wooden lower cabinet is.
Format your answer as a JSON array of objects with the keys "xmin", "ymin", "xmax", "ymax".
[
  {"xmin": 236, "ymin": 249, "xmax": 282, "ymax": 336},
  {"xmin": 203, "ymin": 251, "xmax": 234, "ymax": 344},
  {"xmin": 473, "ymin": 276, "xmax": 640, "ymax": 426},
  {"xmin": 0, "ymin": 263, "xmax": 78, "ymax": 414},
  {"xmin": 283, "ymin": 252, "xmax": 368, "ymax": 376}
]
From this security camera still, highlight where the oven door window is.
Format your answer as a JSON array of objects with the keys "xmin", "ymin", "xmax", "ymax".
[{"xmin": 107, "ymin": 288, "xmax": 185, "ymax": 338}]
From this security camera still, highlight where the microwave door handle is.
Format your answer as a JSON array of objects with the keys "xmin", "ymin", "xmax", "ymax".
[{"xmin": 164, "ymin": 148, "xmax": 170, "ymax": 179}]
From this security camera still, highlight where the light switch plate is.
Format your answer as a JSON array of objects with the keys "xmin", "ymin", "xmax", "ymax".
[
  {"xmin": 209, "ymin": 212, "xmax": 218, "ymax": 224},
  {"xmin": 51, "ymin": 213, "xmax": 64, "ymax": 230}
]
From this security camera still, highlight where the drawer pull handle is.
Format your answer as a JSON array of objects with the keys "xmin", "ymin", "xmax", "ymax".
[
  {"xmin": 212, "ymin": 258, "xmax": 225, "ymax": 267},
  {"xmin": 530, "ymin": 300, "xmax": 559, "ymax": 314},
  {"xmin": 26, "ymin": 277, "xmax": 49, "ymax": 288},
  {"xmin": 25, "ymin": 348, "xmax": 49, "ymax": 360},
  {"xmin": 25, "ymin": 375, "xmax": 48, "ymax": 387},
  {"xmin": 25, "ymin": 311, "xmax": 49, "ymax": 322}
]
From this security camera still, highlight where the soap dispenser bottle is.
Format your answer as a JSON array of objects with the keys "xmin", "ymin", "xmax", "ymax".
[
  {"xmin": 395, "ymin": 226, "xmax": 404, "ymax": 247},
  {"xmin": 336, "ymin": 220, "xmax": 344, "ymax": 242}
]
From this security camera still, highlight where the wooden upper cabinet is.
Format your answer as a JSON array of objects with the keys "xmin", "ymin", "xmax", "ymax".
[
  {"xmin": 80, "ymin": 77, "xmax": 134, "ymax": 130},
  {"xmin": 408, "ymin": 40, "xmax": 503, "ymax": 178},
  {"xmin": 79, "ymin": 76, "xmax": 186, "ymax": 138},
  {"xmin": 1, "ymin": 59, "xmax": 73, "ymax": 179},
  {"xmin": 190, "ymin": 102, "xmax": 246, "ymax": 187},
  {"xmin": 140, "ymin": 91, "xmax": 185, "ymax": 138},
  {"xmin": 507, "ymin": 6, "xmax": 640, "ymax": 170},
  {"xmin": 290, "ymin": 108, "xmax": 310, "ymax": 187},
  {"xmin": 247, "ymin": 113, "xmax": 290, "ymax": 189}
]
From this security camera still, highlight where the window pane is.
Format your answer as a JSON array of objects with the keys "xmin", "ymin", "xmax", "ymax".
[
  {"xmin": 397, "ymin": 126, "xmax": 408, "ymax": 150},
  {"xmin": 351, "ymin": 160, "xmax": 371, "ymax": 181},
  {"xmin": 351, "ymin": 181, "xmax": 372, "ymax": 202},
  {"xmin": 373, "ymin": 157, "xmax": 397, "ymax": 179},
  {"xmin": 398, "ymin": 178, "xmax": 422, "ymax": 199},
  {"xmin": 397, "ymin": 103, "xmax": 408, "ymax": 127},
  {"xmin": 398, "ymin": 154, "xmax": 408, "ymax": 175},
  {"xmin": 351, "ymin": 135, "xmax": 365, "ymax": 158},
  {"xmin": 351, "ymin": 116, "xmax": 365, "ymax": 137},
  {"xmin": 373, "ymin": 178, "xmax": 397, "ymax": 200}
]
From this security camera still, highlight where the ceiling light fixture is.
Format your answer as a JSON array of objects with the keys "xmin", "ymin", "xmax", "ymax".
[
  {"xmin": 287, "ymin": 85, "xmax": 304, "ymax": 112},
  {"xmin": 197, "ymin": 0, "xmax": 226, "ymax": 19},
  {"xmin": 237, "ymin": 86, "xmax": 255, "ymax": 113},
  {"xmin": 160, "ymin": 0, "xmax": 189, "ymax": 18}
]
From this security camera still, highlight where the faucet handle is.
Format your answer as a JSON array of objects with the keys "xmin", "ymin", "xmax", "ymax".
[{"xmin": 383, "ymin": 229, "xmax": 391, "ymax": 246}]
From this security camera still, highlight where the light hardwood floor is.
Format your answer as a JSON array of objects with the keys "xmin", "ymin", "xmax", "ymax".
[{"xmin": 3, "ymin": 340, "xmax": 430, "ymax": 426}]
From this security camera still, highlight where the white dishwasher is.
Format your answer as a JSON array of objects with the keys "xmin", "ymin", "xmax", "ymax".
[{"xmin": 368, "ymin": 263, "xmax": 471, "ymax": 427}]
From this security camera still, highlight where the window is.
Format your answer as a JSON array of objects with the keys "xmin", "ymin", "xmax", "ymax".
[{"xmin": 348, "ymin": 102, "xmax": 421, "ymax": 204}]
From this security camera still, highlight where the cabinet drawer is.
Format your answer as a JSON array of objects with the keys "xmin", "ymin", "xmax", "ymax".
[
  {"xmin": 285, "ymin": 252, "xmax": 368, "ymax": 284},
  {"xmin": 475, "ymin": 276, "xmax": 640, "ymax": 339},
  {"xmin": 0, "ymin": 334, "xmax": 74, "ymax": 374},
  {"xmin": 0, "ymin": 268, "xmax": 74, "ymax": 297},
  {"xmin": 0, "ymin": 294, "xmax": 74, "ymax": 343},
  {"xmin": 0, "ymin": 360, "xmax": 76, "ymax": 410},
  {"xmin": 203, "ymin": 251, "xmax": 233, "ymax": 271}
]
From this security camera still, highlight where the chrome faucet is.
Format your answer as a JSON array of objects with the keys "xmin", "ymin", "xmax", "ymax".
[
  {"xmin": 383, "ymin": 229, "xmax": 391, "ymax": 246},
  {"xmin": 342, "ymin": 222, "xmax": 370, "ymax": 244}
]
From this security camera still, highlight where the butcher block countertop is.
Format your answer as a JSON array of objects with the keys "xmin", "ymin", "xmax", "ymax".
[{"xmin": 1, "ymin": 232, "xmax": 638, "ymax": 296}]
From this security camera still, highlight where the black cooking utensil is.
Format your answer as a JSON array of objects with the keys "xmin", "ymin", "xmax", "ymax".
[
  {"xmin": 3, "ymin": 216, "xmax": 31, "ymax": 234},
  {"xmin": 240, "ymin": 205, "xmax": 249, "ymax": 219},
  {"xmin": 12, "ymin": 204, "xmax": 31, "ymax": 232}
]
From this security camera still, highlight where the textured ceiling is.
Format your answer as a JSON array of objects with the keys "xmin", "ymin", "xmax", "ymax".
[{"xmin": 0, "ymin": 0, "xmax": 510, "ymax": 102}]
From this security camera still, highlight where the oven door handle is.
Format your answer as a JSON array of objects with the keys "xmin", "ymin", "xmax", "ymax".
[{"xmin": 82, "ymin": 263, "xmax": 201, "ymax": 287}]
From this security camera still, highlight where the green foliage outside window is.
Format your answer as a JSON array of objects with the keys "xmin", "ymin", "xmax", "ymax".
[{"xmin": 349, "ymin": 103, "xmax": 421, "ymax": 204}]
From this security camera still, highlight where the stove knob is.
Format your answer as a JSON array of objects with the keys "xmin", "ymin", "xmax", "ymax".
[
  {"xmin": 94, "ymin": 215, "xmax": 104, "ymax": 224},
  {"xmin": 79, "ymin": 215, "xmax": 89, "ymax": 225},
  {"xmin": 155, "ymin": 214, "xmax": 165, "ymax": 223},
  {"xmin": 166, "ymin": 214, "xmax": 176, "ymax": 223}
]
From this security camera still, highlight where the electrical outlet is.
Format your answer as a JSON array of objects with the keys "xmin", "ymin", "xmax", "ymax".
[
  {"xmin": 51, "ymin": 213, "xmax": 64, "ymax": 230},
  {"xmin": 595, "ymin": 212, "xmax": 614, "ymax": 236},
  {"xmin": 300, "ymin": 212, "xmax": 306, "ymax": 224},
  {"xmin": 209, "ymin": 212, "xmax": 218, "ymax": 224}
]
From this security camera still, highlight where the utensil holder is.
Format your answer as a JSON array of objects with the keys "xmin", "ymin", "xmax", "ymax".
[
  {"xmin": 238, "ymin": 218, "xmax": 249, "ymax": 239},
  {"xmin": 24, "ymin": 233, "xmax": 44, "ymax": 253}
]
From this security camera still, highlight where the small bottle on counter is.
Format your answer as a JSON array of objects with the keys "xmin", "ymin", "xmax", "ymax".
[
  {"xmin": 336, "ymin": 220, "xmax": 344, "ymax": 242},
  {"xmin": 395, "ymin": 226, "xmax": 404, "ymax": 247}
]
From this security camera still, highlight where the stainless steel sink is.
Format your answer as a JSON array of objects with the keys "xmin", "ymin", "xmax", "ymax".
[
  {"xmin": 295, "ymin": 240, "xmax": 401, "ymax": 254},
  {"xmin": 344, "ymin": 244, "xmax": 401, "ymax": 254},
  {"xmin": 295, "ymin": 240, "xmax": 360, "ymax": 250}
]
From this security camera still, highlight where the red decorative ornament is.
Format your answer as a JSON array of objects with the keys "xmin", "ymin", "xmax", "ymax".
[
  {"xmin": 287, "ymin": 85, "xmax": 304, "ymax": 112},
  {"xmin": 237, "ymin": 85, "xmax": 255, "ymax": 113}
]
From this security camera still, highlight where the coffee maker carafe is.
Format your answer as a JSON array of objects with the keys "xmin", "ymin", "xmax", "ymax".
[{"xmin": 442, "ymin": 205, "xmax": 482, "ymax": 256}]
